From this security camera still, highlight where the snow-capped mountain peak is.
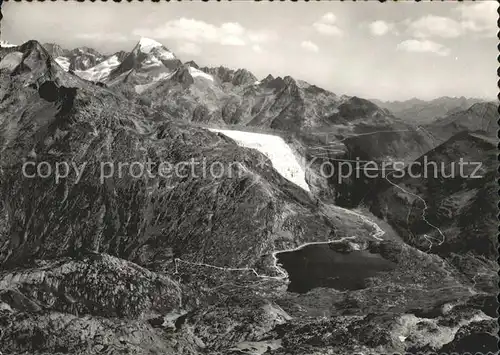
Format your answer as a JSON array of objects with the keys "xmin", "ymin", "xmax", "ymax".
[
  {"xmin": 133, "ymin": 38, "xmax": 175, "ymax": 60},
  {"xmin": 104, "ymin": 38, "xmax": 179, "ymax": 82},
  {"xmin": 136, "ymin": 37, "xmax": 164, "ymax": 54}
]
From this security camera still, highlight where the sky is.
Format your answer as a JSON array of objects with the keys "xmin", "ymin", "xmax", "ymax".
[{"xmin": 2, "ymin": 1, "xmax": 497, "ymax": 101}]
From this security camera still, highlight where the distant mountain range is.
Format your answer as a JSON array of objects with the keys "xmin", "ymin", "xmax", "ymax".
[
  {"xmin": 371, "ymin": 96, "xmax": 489, "ymax": 124},
  {"xmin": 37, "ymin": 39, "xmax": 494, "ymax": 131}
]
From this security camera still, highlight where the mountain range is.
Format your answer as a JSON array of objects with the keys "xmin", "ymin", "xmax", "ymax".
[
  {"xmin": 0, "ymin": 38, "xmax": 497, "ymax": 355},
  {"xmin": 371, "ymin": 96, "xmax": 488, "ymax": 125},
  {"xmin": 42, "ymin": 38, "xmax": 496, "ymax": 136}
]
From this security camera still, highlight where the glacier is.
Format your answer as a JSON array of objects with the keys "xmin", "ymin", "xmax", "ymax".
[
  {"xmin": 75, "ymin": 55, "xmax": 121, "ymax": 81},
  {"xmin": 209, "ymin": 129, "xmax": 310, "ymax": 192}
]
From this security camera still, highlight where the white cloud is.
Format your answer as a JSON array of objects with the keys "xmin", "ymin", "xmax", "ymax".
[
  {"xmin": 220, "ymin": 22, "xmax": 245, "ymax": 36},
  {"xmin": 313, "ymin": 23, "xmax": 343, "ymax": 37},
  {"xmin": 132, "ymin": 18, "xmax": 277, "ymax": 47},
  {"xmin": 455, "ymin": 1, "xmax": 498, "ymax": 36},
  {"xmin": 220, "ymin": 35, "xmax": 246, "ymax": 46},
  {"xmin": 247, "ymin": 30, "xmax": 278, "ymax": 43},
  {"xmin": 177, "ymin": 42, "xmax": 202, "ymax": 55},
  {"xmin": 408, "ymin": 15, "xmax": 463, "ymax": 38},
  {"xmin": 301, "ymin": 40, "xmax": 319, "ymax": 53},
  {"xmin": 321, "ymin": 12, "xmax": 337, "ymax": 24},
  {"xmin": 368, "ymin": 20, "xmax": 396, "ymax": 36},
  {"xmin": 252, "ymin": 44, "xmax": 263, "ymax": 53},
  {"xmin": 407, "ymin": 3, "xmax": 498, "ymax": 39},
  {"xmin": 397, "ymin": 39, "xmax": 450, "ymax": 56},
  {"xmin": 313, "ymin": 12, "xmax": 343, "ymax": 37},
  {"xmin": 76, "ymin": 33, "xmax": 129, "ymax": 42}
]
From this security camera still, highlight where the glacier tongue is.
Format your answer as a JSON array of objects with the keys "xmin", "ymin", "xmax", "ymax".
[{"xmin": 209, "ymin": 129, "xmax": 310, "ymax": 192}]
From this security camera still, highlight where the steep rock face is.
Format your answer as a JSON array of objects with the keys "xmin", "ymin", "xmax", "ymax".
[
  {"xmin": 42, "ymin": 43, "xmax": 67, "ymax": 58},
  {"xmin": 67, "ymin": 47, "xmax": 106, "ymax": 71},
  {"xmin": 170, "ymin": 65, "xmax": 195, "ymax": 86},
  {"xmin": 7, "ymin": 40, "xmax": 54, "ymax": 77},
  {"xmin": 133, "ymin": 65, "xmax": 226, "ymax": 123},
  {"xmin": 232, "ymin": 68, "xmax": 257, "ymax": 86},
  {"xmin": 42, "ymin": 43, "xmax": 106, "ymax": 72},
  {"xmin": 0, "ymin": 40, "xmax": 92, "ymax": 90},
  {"xmin": 201, "ymin": 66, "xmax": 257, "ymax": 87},
  {"xmin": 185, "ymin": 60, "xmax": 199, "ymax": 69},
  {"xmin": 113, "ymin": 50, "xmax": 129, "ymax": 63},
  {"xmin": 200, "ymin": 66, "xmax": 257, "ymax": 86}
]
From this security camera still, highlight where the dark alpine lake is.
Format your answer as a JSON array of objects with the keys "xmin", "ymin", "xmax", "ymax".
[{"xmin": 276, "ymin": 243, "xmax": 396, "ymax": 293}]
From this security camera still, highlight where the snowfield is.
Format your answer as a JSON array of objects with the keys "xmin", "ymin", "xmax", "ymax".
[
  {"xmin": 188, "ymin": 66, "xmax": 214, "ymax": 82},
  {"xmin": 137, "ymin": 37, "xmax": 164, "ymax": 54},
  {"xmin": 75, "ymin": 55, "xmax": 121, "ymax": 81},
  {"xmin": 55, "ymin": 56, "xmax": 70, "ymax": 71},
  {"xmin": 209, "ymin": 129, "xmax": 310, "ymax": 192},
  {"xmin": 137, "ymin": 37, "xmax": 175, "ymax": 60}
]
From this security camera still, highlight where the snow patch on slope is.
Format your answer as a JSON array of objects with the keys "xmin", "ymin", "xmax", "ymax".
[
  {"xmin": 141, "ymin": 55, "xmax": 163, "ymax": 69},
  {"xmin": 156, "ymin": 49, "xmax": 176, "ymax": 61},
  {"xmin": 209, "ymin": 129, "xmax": 310, "ymax": 192},
  {"xmin": 137, "ymin": 38, "xmax": 175, "ymax": 60},
  {"xmin": 137, "ymin": 38, "xmax": 163, "ymax": 54},
  {"xmin": 188, "ymin": 67, "xmax": 214, "ymax": 82},
  {"xmin": 55, "ymin": 56, "xmax": 70, "ymax": 71},
  {"xmin": 76, "ymin": 55, "xmax": 121, "ymax": 81}
]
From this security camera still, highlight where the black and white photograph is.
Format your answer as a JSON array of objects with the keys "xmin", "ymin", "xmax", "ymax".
[{"xmin": 0, "ymin": 1, "xmax": 498, "ymax": 354}]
